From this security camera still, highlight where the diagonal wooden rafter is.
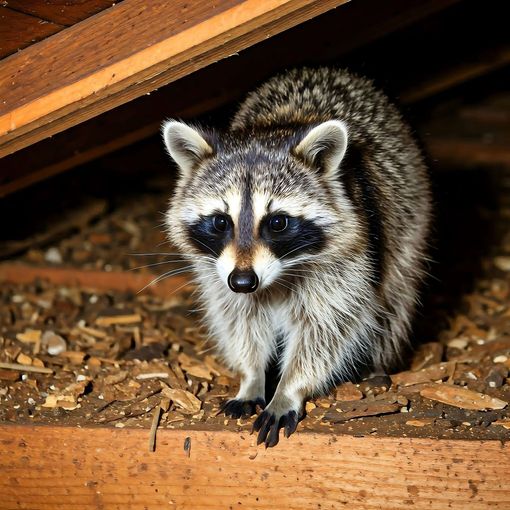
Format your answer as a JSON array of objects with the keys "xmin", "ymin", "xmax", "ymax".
[
  {"xmin": 0, "ymin": 0, "xmax": 466, "ymax": 197},
  {"xmin": 0, "ymin": 0, "xmax": 349, "ymax": 159}
]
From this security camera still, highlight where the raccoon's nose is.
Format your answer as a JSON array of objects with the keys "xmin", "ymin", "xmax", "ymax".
[{"xmin": 228, "ymin": 269, "xmax": 259, "ymax": 293}]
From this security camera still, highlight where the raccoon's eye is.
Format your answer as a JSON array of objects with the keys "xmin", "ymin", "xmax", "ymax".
[
  {"xmin": 269, "ymin": 215, "xmax": 288, "ymax": 233},
  {"xmin": 212, "ymin": 214, "xmax": 229, "ymax": 233}
]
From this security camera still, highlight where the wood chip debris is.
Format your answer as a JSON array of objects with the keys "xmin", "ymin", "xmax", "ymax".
[
  {"xmin": 391, "ymin": 362, "xmax": 456, "ymax": 387},
  {"xmin": 406, "ymin": 418, "xmax": 435, "ymax": 427},
  {"xmin": 328, "ymin": 402, "xmax": 402, "ymax": 423},
  {"xmin": 178, "ymin": 352, "xmax": 214, "ymax": 380},
  {"xmin": 0, "ymin": 362, "xmax": 53, "ymax": 374},
  {"xmin": 335, "ymin": 382, "xmax": 363, "ymax": 401},
  {"xmin": 3, "ymin": 177, "xmax": 510, "ymax": 440},
  {"xmin": 136, "ymin": 372, "xmax": 169, "ymax": 380},
  {"xmin": 420, "ymin": 384, "xmax": 508, "ymax": 410},
  {"xmin": 16, "ymin": 329, "xmax": 42, "ymax": 354},
  {"xmin": 148, "ymin": 405, "xmax": 162, "ymax": 452},
  {"xmin": 42, "ymin": 331, "xmax": 67, "ymax": 356},
  {"xmin": 95, "ymin": 313, "xmax": 142, "ymax": 327},
  {"xmin": 492, "ymin": 419, "xmax": 510, "ymax": 430},
  {"xmin": 161, "ymin": 387, "xmax": 202, "ymax": 415}
]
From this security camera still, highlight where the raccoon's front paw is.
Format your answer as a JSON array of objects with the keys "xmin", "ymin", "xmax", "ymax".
[
  {"xmin": 221, "ymin": 397, "xmax": 265, "ymax": 419},
  {"xmin": 252, "ymin": 407, "xmax": 301, "ymax": 448}
]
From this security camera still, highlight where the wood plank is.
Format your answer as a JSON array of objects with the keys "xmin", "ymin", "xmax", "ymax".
[
  {"xmin": 426, "ymin": 138, "xmax": 510, "ymax": 169},
  {"xmin": 0, "ymin": 7, "xmax": 63, "ymax": 59},
  {"xmin": 400, "ymin": 45, "xmax": 510, "ymax": 104},
  {"xmin": 0, "ymin": 424, "xmax": 509, "ymax": 509},
  {"xmin": 0, "ymin": 263, "xmax": 190, "ymax": 298},
  {"xmin": 0, "ymin": 0, "xmax": 460, "ymax": 197},
  {"xmin": 5, "ymin": 0, "xmax": 120, "ymax": 26},
  {"xmin": 0, "ymin": 0, "xmax": 349, "ymax": 159}
]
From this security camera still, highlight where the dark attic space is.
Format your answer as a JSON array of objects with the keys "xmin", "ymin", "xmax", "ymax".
[{"xmin": 0, "ymin": 0, "xmax": 509, "ymax": 508}]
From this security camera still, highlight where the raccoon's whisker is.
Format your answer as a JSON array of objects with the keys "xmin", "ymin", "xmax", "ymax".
[
  {"xmin": 129, "ymin": 251, "xmax": 191, "ymax": 257},
  {"xmin": 265, "ymin": 242, "xmax": 322, "ymax": 274},
  {"xmin": 186, "ymin": 306, "xmax": 207, "ymax": 315},
  {"xmin": 195, "ymin": 344, "xmax": 216, "ymax": 355},
  {"xmin": 280, "ymin": 267, "xmax": 321, "ymax": 276},
  {"xmin": 129, "ymin": 251, "xmax": 215, "ymax": 263},
  {"xmin": 274, "ymin": 280, "xmax": 298, "ymax": 295},
  {"xmin": 281, "ymin": 271, "xmax": 322, "ymax": 282},
  {"xmin": 189, "ymin": 237, "xmax": 220, "ymax": 257},
  {"xmin": 282, "ymin": 252, "xmax": 322, "ymax": 267},
  {"xmin": 158, "ymin": 278, "xmax": 196, "ymax": 299},
  {"xmin": 136, "ymin": 266, "xmax": 194, "ymax": 294},
  {"xmin": 277, "ymin": 242, "xmax": 321, "ymax": 261},
  {"xmin": 281, "ymin": 273, "xmax": 326, "ymax": 287},
  {"xmin": 128, "ymin": 259, "xmax": 201, "ymax": 271},
  {"xmin": 156, "ymin": 239, "xmax": 176, "ymax": 248}
]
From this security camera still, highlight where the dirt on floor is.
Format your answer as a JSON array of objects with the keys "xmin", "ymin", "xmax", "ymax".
[{"xmin": 1, "ymin": 163, "xmax": 510, "ymax": 443}]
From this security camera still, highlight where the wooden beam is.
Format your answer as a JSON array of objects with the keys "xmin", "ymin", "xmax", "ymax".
[
  {"xmin": 425, "ymin": 138, "xmax": 510, "ymax": 169},
  {"xmin": 0, "ymin": 7, "xmax": 63, "ymax": 59},
  {"xmin": 0, "ymin": 0, "xmax": 461, "ymax": 197},
  {"xmin": 0, "ymin": 263, "xmax": 190, "ymax": 298},
  {"xmin": 0, "ymin": 0, "xmax": 349, "ymax": 159},
  {"xmin": 400, "ymin": 45, "xmax": 510, "ymax": 104},
  {"xmin": 1, "ymin": 424, "xmax": 508, "ymax": 509},
  {"xmin": 5, "ymin": 0, "xmax": 120, "ymax": 26}
]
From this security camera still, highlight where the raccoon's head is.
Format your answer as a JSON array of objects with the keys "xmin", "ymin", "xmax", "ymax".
[{"xmin": 162, "ymin": 119, "xmax": 354, "ymax": 294}]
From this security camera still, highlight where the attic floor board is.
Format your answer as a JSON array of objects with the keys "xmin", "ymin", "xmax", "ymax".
[{"xmin": 1, "ymin": 424, "xmax": 509, "ymax": 510}]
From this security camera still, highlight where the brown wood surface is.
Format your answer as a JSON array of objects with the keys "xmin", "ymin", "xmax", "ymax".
[
  {"xmin": 426, "ymin": 138, "xmax": 510, "ymax": 169},
  {"xmin": 6, "ymin": 0, "xmax": 120, "ymax": 26},
  {"xmin": 0, "ymin": 0, "xmax": 348, "ymax": 159},
  {"xmin": 0, "ymin": 263, "xmax": 190, "ymax": 298},
  {"xmin": 0, "ymin": 7, "xmax": 63, "ymax": 59},
  {"xmin": 400, "ymin": 45, "xmax": 510, "ymax": 104},
  {"xmin": 0, "ymin": 423, "xmax": 509, "ymax": 509},
  {"xmin": 0, "ymin": 0, "xmax": 460, "ymax": 197}
]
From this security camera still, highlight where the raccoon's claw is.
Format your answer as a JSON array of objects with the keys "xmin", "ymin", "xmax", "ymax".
[
  {"xmin": 252, "ymin": 409, "xmax": 299, "ymax": 448},
  {"xmin": 221, "ymin": 398, "xmax": 265, "ymax": 419}
]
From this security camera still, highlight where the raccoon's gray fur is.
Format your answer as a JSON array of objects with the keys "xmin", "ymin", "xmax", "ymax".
[{"xmin": 162, "ymin": 67, "xmax": 431, "ymax": 447}]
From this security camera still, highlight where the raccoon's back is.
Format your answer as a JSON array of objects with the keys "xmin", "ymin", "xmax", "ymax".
[{"xmin": 230, "ymin": 67, "xmax": 402, "ymax": 140}]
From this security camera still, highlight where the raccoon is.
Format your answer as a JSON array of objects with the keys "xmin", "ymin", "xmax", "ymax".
[{"xmin": 162, "ymin": 67, "xmax": 431, "ymax": 447}]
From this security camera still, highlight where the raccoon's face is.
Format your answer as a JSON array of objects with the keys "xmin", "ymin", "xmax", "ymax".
[{"xmin": 162, "ymin": 119, "xmax": 350, "ymax": 294}]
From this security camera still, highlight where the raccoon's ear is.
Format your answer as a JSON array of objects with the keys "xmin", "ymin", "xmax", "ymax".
[
  {"xmin": 162, "ymin": 120, "xmax": 214, "ymax": 176},
  {"xmin": 294, "ymin": 120, "xmax": 348, "ymax": 177}
]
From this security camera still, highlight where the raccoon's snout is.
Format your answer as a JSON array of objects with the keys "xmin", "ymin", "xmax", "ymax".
[{"xmin": 228, "ymin": 269, "xmax": 259, "ymax": 293}]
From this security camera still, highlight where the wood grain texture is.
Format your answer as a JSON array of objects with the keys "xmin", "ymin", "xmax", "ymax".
[
  {"xmin": 0, "ymin": 0, "xmax": 348, "ymax": 158},
  {"xmin": 0, "ymin": 0, "xmax": 460, "ymax": 197},
  {"xmin": 0, "ymin": 424, "xmax": 509, "ymax": 509},
  {"xmin": 426, "ymin": 138, "xmax": 510, "ymax": 169},
  {"xmin": 6, "ymin": 0, "xmax": 120, "ymax": 26},
  {"xmin": 0, "ymin": 7, "xmax": 63, "ymax": 58},
  {"xmin": 400, "ymin": 45, "xmax": 510, "ymax": 104},
  {"xmin": 0, "ymin": 263, "xmax": 190, "ymax": 298}
]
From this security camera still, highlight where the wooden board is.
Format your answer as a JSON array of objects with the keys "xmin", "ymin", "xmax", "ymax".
[
  {"xmin": 0, "ymin": 0, "xmax": 461, "ymax": 197},
  {"xmin": 0, "ymin": 424, "xmax": 509, "ymax": 509},
  {"xmin": 5, "ymin": 0, "xmax": 120, "ymax": 26},
  {"xmin": 0, "ymin": 0, "xmax": 349, "ymax": 159},
  {"xmin": 0, "ymin": 263, "xmax": 189, "ymax": 298},
  {"xmin": 0, "ymin": 7, "xmax": 63, "ymax": 59}
]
